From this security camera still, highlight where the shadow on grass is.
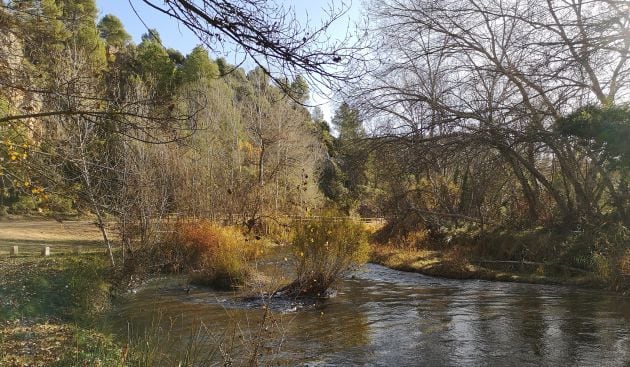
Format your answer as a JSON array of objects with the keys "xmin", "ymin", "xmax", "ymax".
[{"xmin": 0, "ymin": 254, "xmax": 111, "ymax": 322}]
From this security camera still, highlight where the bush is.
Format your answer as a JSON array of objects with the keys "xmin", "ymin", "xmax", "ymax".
[
  {"xmin": 171, "ymin": 221, "xmax": 254, "ymax": 289},
  {"xmin": 283, "ymin": 217, "xmax": 369, "ymax": 297},
  {"xmin": 372, "ymin": 214, "xmax": 447, "ymax": 250},
  {"xmin": 9, "ymin": 195, "xmax": 37, "ymax": 214},
  {"xmin": 584, "ymin": 223, "xmax": 630, "ymax": 289},
  {"xmin": 44, "ymin": 193, "xmax": 75, "ymax": 215}
]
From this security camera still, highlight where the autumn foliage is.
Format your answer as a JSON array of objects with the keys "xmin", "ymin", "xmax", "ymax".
[
  {"xmin": 281, "ymin": 217, "xmax": 369, "ymax": 297},
  {"xmin": 171, "ymin": 221, "xmax": 255, "ymax": 289}
]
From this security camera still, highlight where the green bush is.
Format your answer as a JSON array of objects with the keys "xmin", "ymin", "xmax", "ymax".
[
  {"xmin": 45, "ymin": 193, "xmax": 75, "ymax": 215},
  {"xmin": 9, "ymin": 195, "xmax": 37, "ymax": 214},
  {"xmin": 286, "ymin": 216, "xmax": 369, "ymax": 297}
]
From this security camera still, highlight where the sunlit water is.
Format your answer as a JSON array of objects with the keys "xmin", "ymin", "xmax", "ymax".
[{"xmin": 108, "ymin": 263, "xmax": 630, "ymax": 366}]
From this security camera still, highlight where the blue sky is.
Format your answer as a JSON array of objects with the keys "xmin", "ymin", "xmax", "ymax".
[
  {"xmin": 95, "ymin": 0, "xmax": 361, "ymax": 122},
  {"xmin": 96, "ymin": 1, "xmax": 197, "ymax": 54},
  {"xmin": 96, "ymin": 1, "xmax": 360, "ymax": 52}
]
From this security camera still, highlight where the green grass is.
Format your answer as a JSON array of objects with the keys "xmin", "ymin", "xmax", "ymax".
[
  {"xmin": 0, "ymin": 254, "xmax": 111, "ymax": 322},
  {"xmin": 52, "ymin": 328, "xmax": 127, "ymax": 367},
  {"xmin": 0, "ymin": 252, "xmax": 124, "ymax": 366}
]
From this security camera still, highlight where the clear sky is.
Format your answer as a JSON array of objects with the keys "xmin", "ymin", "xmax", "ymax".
[{"xmin": 95, "ymin": 1, "xmax": 362, "ymax": 122}]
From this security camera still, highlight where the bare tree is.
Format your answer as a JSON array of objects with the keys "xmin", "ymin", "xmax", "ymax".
[{"xmin": 351, "ymin": 0, "xmax": 630, "ymax": 225}]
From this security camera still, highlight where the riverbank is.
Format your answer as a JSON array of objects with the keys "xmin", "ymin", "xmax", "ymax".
[
  {"xmin": 369, "ymin": 244, "xmax": 625, "ymax": 291},
  {"xmin": 0, "ymin": 254, "xmax": 126, "ymax": 366},
  {"xmin": 0, "ymin": 219, "xmax": 281, "ymax": 366},
  {"xmin": 0, "ymin": 218, "xmax": 128, "ymax": 366}
]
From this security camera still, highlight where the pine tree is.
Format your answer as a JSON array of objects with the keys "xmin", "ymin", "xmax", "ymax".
[
  {"xmin": 180, "ymin": 46, "xmax": 219, "ymax": 84},
  {"xmin": 98, "ymin": 14, "xmax": 131, "ymax": 47}
]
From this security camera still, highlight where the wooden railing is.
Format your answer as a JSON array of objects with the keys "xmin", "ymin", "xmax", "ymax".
[{"xmin": 159, "ymin": 213, "xmax": 387, "ymax": 225}]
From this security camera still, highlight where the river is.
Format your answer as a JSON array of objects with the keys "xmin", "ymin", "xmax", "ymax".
[{"xmin": 109, "ymin": 263, "xmax": 630, "ymax": 366}]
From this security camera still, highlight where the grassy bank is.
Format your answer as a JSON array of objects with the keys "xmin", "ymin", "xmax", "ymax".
[
  {"xmin": 0, "ymin": 253, "xmax": 125, "ymax": 366},
  {"xmin": 370, "ymin": 245, "xmax": 606, "ymax": 287},
  {"xmin": 0, "ymin": 219, "xmax": 131, "ymax": 366},
  {"xmin": 370, "ymin": 225, "xmax": 630, "ymax": 293}
]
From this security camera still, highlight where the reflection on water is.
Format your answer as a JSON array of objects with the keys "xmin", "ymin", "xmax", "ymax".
[{"xmin": 109, "ymin": 264, "xmax": 630, "ymax": 366}]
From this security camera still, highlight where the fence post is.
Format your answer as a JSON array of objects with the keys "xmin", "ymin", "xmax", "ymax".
[
  {"xmin": 10, "ymin": 246, "xmax": 18, "ymax": 256},
  {"xmin": 41, "ymin": 246, "xmax": 50, "ymax": 257}
]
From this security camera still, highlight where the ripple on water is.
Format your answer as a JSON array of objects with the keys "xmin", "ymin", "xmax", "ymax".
[{"xmin": 109, "ymin": 263, "xmax": 630, "ymax": 367}]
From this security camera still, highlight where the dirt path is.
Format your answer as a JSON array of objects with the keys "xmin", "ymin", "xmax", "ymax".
[{"xmin": 0, "ymin": 219, "xmax": 107, "ymax": 255}]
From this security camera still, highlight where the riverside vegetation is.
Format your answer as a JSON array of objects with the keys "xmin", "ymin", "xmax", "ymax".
[
  {"xmin": 0, "ymin": 216, "xmax": 371, "ymax": 366},
  {"xmin": 1, "ymin": 0, "xmax": 627, "ymax": 295}
]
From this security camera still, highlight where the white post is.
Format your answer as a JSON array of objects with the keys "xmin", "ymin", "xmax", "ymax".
[
  {"xmin": 41, "ymin": 246, "xmax": 50, "ymax": 257},
  {"xmin": 10, "ymin": 246, "xmax": 18, "ymax": 256}
]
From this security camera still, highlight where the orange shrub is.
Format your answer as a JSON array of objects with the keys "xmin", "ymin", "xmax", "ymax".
[{"xmin": 172, "ymin": 220, "xmax": 254, "ymax": 289}]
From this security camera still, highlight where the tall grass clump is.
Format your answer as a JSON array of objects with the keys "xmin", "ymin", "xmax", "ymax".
[
  {"xmin": 582, "ymin": 222, "xmax": 630, "ymax": 290},
  {"xmin": 280, "ymin": 217, "xmax": 369, "ymax": 297},
  {"xmin": 171, "ymin": 221, "xmax": 255, "ymax": 289}
]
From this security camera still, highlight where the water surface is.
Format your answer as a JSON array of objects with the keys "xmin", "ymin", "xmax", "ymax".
[{"xmin": 110, "ymin": 263, "xmax": 630, "ymax": 366}]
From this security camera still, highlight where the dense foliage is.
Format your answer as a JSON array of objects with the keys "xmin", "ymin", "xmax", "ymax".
[
  {"xmin": 0, "ymin": 1, "xmax": 327, "ymax": 266},
  {"xmin": 0, "ymin": 0, "xmax": 627, "ymax": 289},
  {"xmin": 326, "ymin": 0, "xmax": 630, "ymax": 287}
]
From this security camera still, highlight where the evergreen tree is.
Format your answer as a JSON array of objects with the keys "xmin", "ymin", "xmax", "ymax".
[
  {"xmin": 290, "ymin": 75, "xmax": 309, "ymax": 104},
  {"xmin": 166, "ymin": 48, "xmax": 185, "ymax": 67},
  {"xmin": 97, "ymin": 14, "xmax": 131, "ymax": 47},
  {"xmin": 136, "ymin": 30, "xmax": 175, "ymax": 91},
  {"xmin": 141, "ymin": 28, "xmax": 161, "ymax": 43},
  {"xmin": 333, "ymin": 102, "xmax": 364, "ymax": 140},
  {"xmin": 180, "ymin": 46, "xmax": 219, "ymax": 84},
  {"xmin": 58, "ymin": 0, "xmax": 106, "ymax": 68}
]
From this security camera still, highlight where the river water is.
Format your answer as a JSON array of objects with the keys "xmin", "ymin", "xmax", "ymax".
[{"xmin": 109, "ymin": 263, "xmax": 630, "ymax": 366}]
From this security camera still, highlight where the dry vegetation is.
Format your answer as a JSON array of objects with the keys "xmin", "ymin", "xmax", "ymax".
[
  {"xmin": 370, "ymin": 224, "xmax": 630, "ymax": 291},
  {"xmin": 278, "ymin": 217, "xmax": 370, "ymax": 297},
  {"xmin": 370, "ymin": 244, "xmax": 603, "ymax": 287},
  {"xmin": 0, "ymin": 322, "xmax": 125, "ymax": 367},
  {"xmin": 166, "ymin": 220, "xmax": 262, "ymax": 289}
]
